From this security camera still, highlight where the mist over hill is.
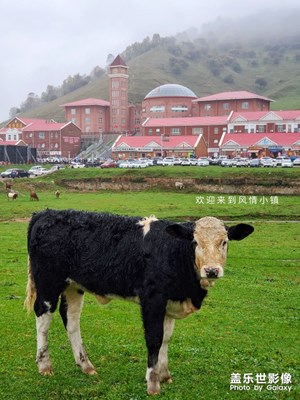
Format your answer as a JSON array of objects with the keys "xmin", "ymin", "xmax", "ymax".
[{"xmin": 5, "ymin": 7, "xmax": 300, "ymax": 124}]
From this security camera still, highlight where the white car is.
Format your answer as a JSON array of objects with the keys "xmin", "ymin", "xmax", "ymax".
[
  {"xmin": 236, "ymin": 158, "xmax": 249, "ymax": 167},
  {"xmin": 273, "ymin": 156, "xmax": 290, "ymax": 167},
  {"xmin": 132, "ymin": 160, "xmax": 149, "ymax": 168},
  {"xmin": 28, "ymin": 165, "xmax": 43, "ymax": 176},
  {"xmin": 260, "ymin": 157, "xmax": 274, "ymax": 167},
  {"xmin": 71, "ymin": 162, "xmax": 85, "ymax": 168},
  {"xmin": 197, "ymin": 157, "xmax": 210, "ymax": 167},
  {"xmin": 281, "ymin": 159, "xmax": 293, "ymax": 168},
  {"xmin": 162, "ymin": 157, "xmax": 175, "ymax": 166},
  {"xmin": 189, "ymin": 158, "xmax": 198, "ymax": 166},
  {"xmin": 221, "ymin": 159, "xmax": 233, "ymax": 167},
  {"xmin": 180, "ymin": 158, "xmax": 191, "ymax": 166},
  {"xmin": 293, "ymin": 157, "xmax": 300, "ymax": 167}
]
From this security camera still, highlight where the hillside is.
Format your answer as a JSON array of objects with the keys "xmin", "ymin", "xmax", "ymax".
[{"xmin": 4, "ymin": 9, "xmax": 300, "ymax": 124}]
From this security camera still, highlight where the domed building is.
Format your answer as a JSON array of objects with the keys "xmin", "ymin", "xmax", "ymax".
[{"xmin": 141, "ymin": 84, "xmax": 198, "ymax": 121}]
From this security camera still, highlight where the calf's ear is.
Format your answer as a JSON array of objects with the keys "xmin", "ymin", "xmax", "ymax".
[
  {"xmin": 165, "ymin": 224, "xmax": 193, "ymax": 240},
  {"xmin": 227, "ymin": 224, "xmax": 254, "ymax": 241}
]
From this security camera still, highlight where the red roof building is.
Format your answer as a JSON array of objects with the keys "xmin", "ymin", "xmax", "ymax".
[
  {"xmin": 228, "ymin": 110, "xmax": 300, "ymax": 134},
  {"xmin": 193, "ymin": 91, "xmax": 273, "ymax": 117},
  {"xmin": 142, "ymin": 116, "xmax": 228, "ymax": 157},
  {"xmin": 1, "ymin": 117, "xmax": 82, "ymax": 160},
  {"xmin": 112, "ymin": 134, "xmax": 206, "ymax": 159},
  {"xmin": 219, "ymin": 133, "xmax": 300, "ymax": 157},
  {"xmin": 61, "ymin": 98, "xmax": 110, "ymax": 134}
]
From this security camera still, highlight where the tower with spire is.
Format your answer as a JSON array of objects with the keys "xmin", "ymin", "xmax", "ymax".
[{"xmin": 108, "ymin": 55, "xmax": 129, "ymax": 133}]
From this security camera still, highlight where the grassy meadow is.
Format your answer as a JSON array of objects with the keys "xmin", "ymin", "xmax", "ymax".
[{"xmin": 0, "ymin": 167, "xmax": 299, "ymax": 399}]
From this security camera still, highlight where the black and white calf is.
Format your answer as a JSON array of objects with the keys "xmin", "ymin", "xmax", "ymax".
[{"xmin": 25, "ymin": 209, "xmax": 254, "ymax": 395}]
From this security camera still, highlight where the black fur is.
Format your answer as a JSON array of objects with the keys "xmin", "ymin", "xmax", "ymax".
[{"xmin": 28, "ymin": 209, "xmax": 206, "ymax": 373}]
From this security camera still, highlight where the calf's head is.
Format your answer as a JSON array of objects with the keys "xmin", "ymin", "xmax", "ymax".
[{"xmin": 166, "ymin": 217, "xmax": 254, "ymax": 289}]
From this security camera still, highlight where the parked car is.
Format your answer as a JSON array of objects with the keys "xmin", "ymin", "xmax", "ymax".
[
  {"xmin": 85, "ymin": 161, "xmax": 101, "ymax": 167},
  {"xmin": 119, "ymin": 160, "xmax": 135, "ymax": 168},
  {"xmin": 28, "ymin": 165, "xmax": 43, "ymax": 176},
  {"xmin": 235, "ymin": 158, "xmax": 249, "ymax": 167},
  {"xmin": 180, "ymin": 158, "xmax": 191, "ymax": 166},
  {"xmin": 281, "ymin": 158, "xmax": 293, "ymax": 168},
  {"xmin": 197, "ymin": 157, "xmax": 210, "ymax": 167},
  {"xmin": 189, "ymin": 158, "xmax": 198, "ymax": 166},
  {"xmin": 14, "ymin": 169, "xmax": 30, "ymax": 178},
  {"xmin": 162, "ymin": 157, "xmax": 175, "ymax": 166},
  {"xmin": 293, "ymin": 157, "xmax": 300, "ymax": 167},
  {"xmin": 100, "ymin": 160, "xmax": 117, "ymax": 168},
  {"xmin": 131, "ymin": 160, "xmax": 149, "ymax": 168},
  {"xmin": 1, "ymin": 168, "xmax": 30, "ymax": 178},
  {"xmin": 248, "ymin": 158, "xmax": 261, "ymax": 167},
  {"xmin": 273, "ymin": 156, "xmax": 290, "ymax": 167},
  {"xmin": 221, "ymin": 159, "xmax": 233, "ymax": 167},
  {"xmin": 260, "ymin": 157, "xmax": 274, "ymax": 167},
  {"xmin": 1, "ymin": 168, "xmax": 15, "ymax": 178},
  {"xmin": 156, "ymin": 158, "xmax": 164, "ymax": 166},
  {"xmin": 173, "ymin": 158, "xmax": 182, "ymax": 166},
  {"xmin": 71, "ymin": 162, "xmax": 85, "ymax": 169}
]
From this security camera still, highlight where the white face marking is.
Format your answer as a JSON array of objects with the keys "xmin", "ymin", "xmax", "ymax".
[
  {"xmin": 193, "ymin": 217, "xmax": 228, "ymax": 287},
  {"xmin": 137, "ymin": 215, "xmax": 158, "ymax": 236}
]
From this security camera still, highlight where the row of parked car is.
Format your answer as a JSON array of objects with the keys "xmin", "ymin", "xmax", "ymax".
[
  {"xmin": 220, "ymin": 156, "xmax": 300, "ymax": 168},
  {"xmin": 0, "ymin": 165, "xmax": 62, "ymax": 178}
]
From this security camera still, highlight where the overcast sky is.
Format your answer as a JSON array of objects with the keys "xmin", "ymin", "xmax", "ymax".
[{"xmin": 1, "ymin": 0, "xmax": 299, "ymax": 122}]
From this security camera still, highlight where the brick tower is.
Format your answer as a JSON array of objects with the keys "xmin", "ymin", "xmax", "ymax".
[{"xmin": 108, "ymin": 55, "xmax": 129, "ymax": 133}]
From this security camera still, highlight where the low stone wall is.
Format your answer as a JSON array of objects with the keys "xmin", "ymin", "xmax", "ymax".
[{"xmin": 59, "ymin": 177, "xmax": 300, "ymax": 195}]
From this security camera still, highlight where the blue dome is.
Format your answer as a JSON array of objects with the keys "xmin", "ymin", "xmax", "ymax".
[{"xmin": 144, "ymin": 84, "xmax": 197, "ymax": 99}]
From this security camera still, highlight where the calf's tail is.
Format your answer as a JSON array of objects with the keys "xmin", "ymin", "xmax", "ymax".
[{"xmin": 24, "ymin": 255, "xmax": 36, "ymax": 313}]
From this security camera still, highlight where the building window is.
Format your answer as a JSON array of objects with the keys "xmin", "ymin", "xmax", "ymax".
[
  {"xmin": 86, "ymin": 126, "xmax": 90, "ymax": 132},
  {"xmin": 134, "ymin": 119, "xmax": 140, "ymax": 125},
  {"xmin": 148, "ymin": 129, "xmax": 153, "ymax": 134},
  {"xmin": 257, "ymin": 125, "xmax": 265, "ymax": 132},
  {"xmin": 98, "ymin": 118, "xmax": 102, "ymax": 124},
  {"xmin": 85, "ymin": 117, "xmax": 91, "ymax": 123},
  {"xmin": 39, "ymin": 132, "xmax": 45, "ymax": 139},
  {"xmin": 112, "ymin": 81, "xmax": 119, "ymax": 88},
  {"xmin": 71, "ymin": 108, "xmax": 76, "ymax": 115},
  {"xmin": 204, "ymin": 103, "xmax": 211, "ymax": 110},
  {"xmin": 112, "ymin": 91, "xmax": 119, "ymax": 97},
  {"xmin": 277, "ymin": 124, "xmax": 285, "ymax": 132},
  {"xmin": 150, "ymin": 106, "xmax": 165, "ymax": 112},
  {"xmin": 192, "ymin": 127, "xmax": 203, "ymax": 135},
  {"xmin": 171, "ymin": 128, "xmax": 181, "ymax": 135},
  {"xmin": 85, "ymin": 108, "xmax": 90, "ymax": 114},
  {"xmin": 112, "ymin": 99, "xmax": 119, "ymax": 106},
  {"xmin": 71, "ymin": 118, "xmax": 76, "ymax": 124},
  {"xmin": 214, "ymin": 128, "xmax": 219, "ymax": 134},
  {"xmin": 242, "ymin": 102, "xmax": 249, "ymax": 109},
  {"xmin": 214, "ymin": 139, "xmax": 218, "ymax": 144},
  {"xmin": 112, "ymin": 109, "xmax": 119, "ymax": 115},
  {"xmin": 223, "ymin": 103, "xmax": 229, "ymax": 110},
  {"xmin": 171, "ymin": 105, "xmax": 188, "ymax": 112},
  {"xmin": 156, "ymin": 128, "xmax": 161, "ymax": 133}
]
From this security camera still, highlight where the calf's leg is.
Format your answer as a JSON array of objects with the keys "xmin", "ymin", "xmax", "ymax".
[
  {"xmin": 142, "ymin": 298, "xmax": 166, "ymax": 395},
  {"xmin": 36, "ymin": 309, "xmax": 54, "ymax": 375},
  {"xmin": 59, "ymin": 284, "xmax": 96, "ymax": 375},
  {"xmin": 158, "ymin": 316, "xmax": 175, "ymax": 383}
]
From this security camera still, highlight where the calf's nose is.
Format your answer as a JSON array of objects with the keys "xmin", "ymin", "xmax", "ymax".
[{"xmin": 204, "ymin": 267, "xmax": 219, "ymax": 279}]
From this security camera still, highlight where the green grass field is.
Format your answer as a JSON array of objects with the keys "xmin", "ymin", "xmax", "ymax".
[{"xmin": 0, "ymin": 169, "xmax": 299, "ymax": 399}]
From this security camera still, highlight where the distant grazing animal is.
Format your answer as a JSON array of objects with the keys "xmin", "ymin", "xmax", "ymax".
[
  {"xmin": 30, "ymin": 191, "xmax": 39, "ymax": 201},
  {"xmin": 25, "ymin": 209, "xmax": 254, "ymax": 395},
  {"xmin": 175, "ymin": 181, "xmax": 184, "ymax": 189},
  {"xmin": 55, "ymin": 190, "xmax": 60, "ymax": 199},
  {"xmin": 5, "ymin": 181, "xmax": 13, "ymax": 190},
  {"xmin": 7, "ymin": 191, "xmax": 18, "ymax": 200}
]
